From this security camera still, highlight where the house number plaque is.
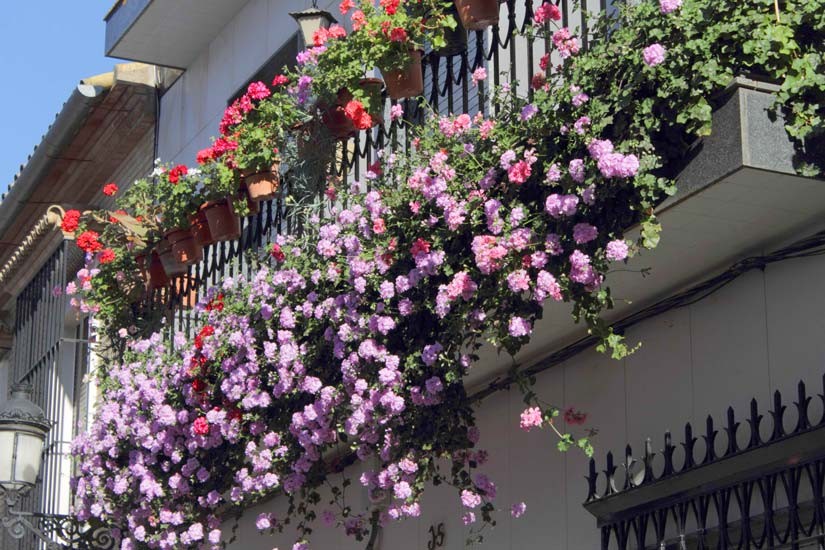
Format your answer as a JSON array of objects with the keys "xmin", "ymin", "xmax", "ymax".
[{"xmin": 427, "ymin": 522, "xmax": 445, "ymax": 549}]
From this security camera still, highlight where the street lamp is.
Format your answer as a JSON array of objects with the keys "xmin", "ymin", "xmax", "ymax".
[
  {"xmin": 0, "ymin": 385, "xmax": 114, "ymax": 549},
  {"xmin": 0, "ymin": 384, "xmax": 50, "ymax": 494},
  {"xmin": 290, "ymin": 1, "xmax": 337, "ymax": 47}
]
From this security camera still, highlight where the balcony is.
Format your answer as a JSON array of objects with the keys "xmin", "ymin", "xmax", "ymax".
[{"xmin": 104, "ymin": 0, "xmax": 251, "ymax": 69}]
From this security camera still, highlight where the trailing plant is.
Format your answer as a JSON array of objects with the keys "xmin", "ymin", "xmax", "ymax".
[{"xmin": 69, "ymin": 0, "xmax": 825, "ymax": 549}]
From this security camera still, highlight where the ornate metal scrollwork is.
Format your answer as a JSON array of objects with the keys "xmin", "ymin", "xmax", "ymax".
[{"xmin": 0, "ymin": 487, "xmax": 115, "ymax": 549}]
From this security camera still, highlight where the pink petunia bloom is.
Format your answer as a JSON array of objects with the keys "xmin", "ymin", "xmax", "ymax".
[
  {"xmin": 471, "ymin": 67, "xmax": 487, "ymax": 86},
  {"xmin": 643, "ymin": 43, "xmax": 667, "ymax": 67},
  {"xmin": 659, "ymin": 0, "xmax": 682, "ymax": 13}
]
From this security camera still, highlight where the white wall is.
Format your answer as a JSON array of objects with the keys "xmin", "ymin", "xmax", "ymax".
[
  {"xmin": 157, "ymin": 0, "xmax": 339, "ymax": 165},
  {"xmin": 219, "ymin": 248, "xmax": 825, "ymax": 549}
]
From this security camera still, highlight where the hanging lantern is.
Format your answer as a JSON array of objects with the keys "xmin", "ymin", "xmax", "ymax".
[
  {"xmin": 290, "ymin": 4, "xmax": 338, "ymax": 47},
  {"xmin": 0, "ymin": 384, "xmax": 51, "ymax": 492}
]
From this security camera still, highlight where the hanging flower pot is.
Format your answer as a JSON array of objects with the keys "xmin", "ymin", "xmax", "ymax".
[
  {"xmin": 166, "ymin": 228, "xmax": 203, "ymax": 266},
  {"xmin": 190, "ymin": 210, "xmax": 215, "ymax": 247},
  {"xmin": 437, "ymin": 10, "xmax": 468, "ymax": 56},
  {"xmin": 454, "ymin": 0, "xmax": 500, "ymax": 30},
  {"xmin": 382, "ymin": 50, "xmax": 424, "ymax": 100},
  {"xmin": 146, "ymin": 251, "xmax": 169, "ymax": 290},
  {"xmin": 238, "ymin": 186, "xmax": 261, "ymax": 216},
  {"xmin": 356, "ymin": 78, "xmax": 385, "ymax": 127},
  {"xmin": 201, "ymin": 198, "xmax": 241, "ymax": 242},
  {"xmin": 243, "ymin": 162, "xmax": 281, "ymax": 202},
  {"xmin": 320, "ymin": 101, "xmax": 356, "ymax": 139},
  {"xmin": 321, "ymin": 78, "xmax": 385, "ymax": 139},
  {"xmin": 156, "ymin": 237, "xmax": 188, "ymax": 277}
]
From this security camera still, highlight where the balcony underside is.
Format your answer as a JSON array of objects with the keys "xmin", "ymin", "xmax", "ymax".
[
  {"xmin": 468, "ymin": 79, "xmax": 825, "ymax": 388},
  {"xmin": 105, "ymin": 0, "xmax": 251, "ymax": 69}
]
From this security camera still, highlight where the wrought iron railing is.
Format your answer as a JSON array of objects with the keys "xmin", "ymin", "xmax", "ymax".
[
  {"xmin": 11, "ymin": 241, "xmax": 88, "ymax": 549},
  {"xmin": 148, "ymin": 0, "xmax": 611, "ymax": 338},
  {"xmin": 584, "ymin": 375, "xmax": 825, "ymax": 549}
]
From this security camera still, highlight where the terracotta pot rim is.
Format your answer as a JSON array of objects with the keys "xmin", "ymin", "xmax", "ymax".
[{"xmin": 201, "ymin": 197, "xmax": 233, "ymax": 210}]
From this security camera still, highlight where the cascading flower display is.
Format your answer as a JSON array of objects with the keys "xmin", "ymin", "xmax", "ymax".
[{"xmin": 69, "ymin": 0, "xmax": 825, "ymax": 548}]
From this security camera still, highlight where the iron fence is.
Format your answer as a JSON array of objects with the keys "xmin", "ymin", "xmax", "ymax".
[{"xmin": 585, "ymin": 375, "xmax": 825, "ymax": 549}]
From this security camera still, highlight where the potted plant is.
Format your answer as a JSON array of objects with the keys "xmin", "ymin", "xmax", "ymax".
[
  {"xmin": 227, "ymin": 80, "xmax": 310, "ymax": 201},
  {"xmin": 333, "ymin": 0, "xmax": 455, "ymax": 99},
  {"xmin": 453, "ymin": 0, "xmax": 500, "ymax": 30},
  {"xmin": 196, "ymin": 159, "xmax": 243, "ymax": 242}
]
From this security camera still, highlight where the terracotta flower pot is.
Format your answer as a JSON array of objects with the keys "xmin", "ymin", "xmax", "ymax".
[
  {"xmin": 166, "ymin": 228, "xmax": 203, "ymax": 266},
  {"xmin": 244, "ymin": 163, "xmax": 281, "ymax": 202},
  {"xmin": 190, "ymin": 210, "xmax": 215, "ymax": 247},
  {"xmin": 321, "ymin": 102, "xmax": 356, "ymax": 139},
  {"xmin": 156, "ymin": 237, "xmax": 189, "ymax": 277},
  {"xmin": 201, "ymin": 198, "xmax": 241, "ymax": 242},
  {"xmin": 147, "ymin": 251, "xmax": 169, "ymax": 290},
  {"xmin": 454, "ymin": 0, "xmax": 500, "ymax": 30},
  {"xmin": 383, "ymin": 50, "xmax": 424, "ymax": 100},
  {"xmin": 321, "ymin": 78, "xmax": 385, "ymax": 139}
]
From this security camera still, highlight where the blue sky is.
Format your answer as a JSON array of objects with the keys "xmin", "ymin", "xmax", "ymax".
[{"xmin": 0, "ymin": 2, "xmax": 116, "ymax": 195}]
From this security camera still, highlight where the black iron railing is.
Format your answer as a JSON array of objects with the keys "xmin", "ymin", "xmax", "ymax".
[
  {"xmin": 585, "ymin": 375, "xmax": 825, "ymax": 549},
  {"xmin": 149, "ymin": 0, "xmax": 610, "ymax": 338}
]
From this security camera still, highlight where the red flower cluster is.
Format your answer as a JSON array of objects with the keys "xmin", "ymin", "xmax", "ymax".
[
  {"xmin": 344, "ymin": 100, "xmax": 373, "ymax": 130},
  {"xmin": 564, "ymin": 407, "xmax": 588, "ymax": 426},
  {"xmin": 61, "ymin": 209, "xmax": 81, "ymax": 233},
  {"xmin": 99, "ymin": 249, "xmax": 116, "ymax": 264},
  {"xmin": 389, "ymin": 27, "xmax": 408, "ymax": 42},
  {"xmin": 351, "ymin": 9, "xmax": 366, "ymax": 30},
  {"xmin": 270, "ymin": 243, "xmax": 286, "ymax": 262},
  {"xmin": 533, "ymin": 1, "xmax": 562, "ymax": 24},
  {"xmin": 196, "ymin": 147, "xmax": 215, "ymax": 165},
  {"xmin": 191, "ymin": 378, "xmax": 206, "ymax": 392},
  {"xmin": 205, "ymin": 293, "xmax": 224, "ymax": 312},
  {"xmin": 313, "ymin": 24, "xmax": 347, "ymax": 47},
  {"xmin": 246, "ymin": 81, "xmax": 271, "ymax": 101},
  {"xmin": 102, "ymin": 182, "xmax": 119, "ymax": 196},
  {"xmin": 410, "ymin": 237, "xmax": 431, "ymax": 257},
  {"xmin": 272, "ymin": 74, "xmax": 289, "ymax": 87},
  {"xmin": 192, "ymin": 416, "xmax": 210, "ymax": 436},
  {"xmin": 76, "ymin": 230, "xmax": 103, "ymax": 254},
  {"xmin": 194, "ymin": 325, "xmax": 215, "ymax": 349},
  {"xmin": 339, "ymin": 0, "xmax": 355, "ymax": 14},
  {"xmin": 167, "ymin": 164, "xmax": 188, "ymax": 184},
  {"xmin": 380, "ymin": 0, "xmax": 400, "ymax": 15}
]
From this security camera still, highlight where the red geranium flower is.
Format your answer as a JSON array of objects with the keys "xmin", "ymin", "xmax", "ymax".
[
  {"xmin": 102, "ymin": 182, "xmax": 119, "ymax": 196},
  {"xmin": 410, "ymin": 238, "xmax": 431, "ymax": 257},
  {"xmin": 191, "ymin": 379, "xmax": 206, "ymax": 392},
  {"xmin": 380, "ymin": 0, "xmax": 400, "ymax": 15},
  {"xmin": 76, "ymin": 231, "xmax": 103, "ymax": 254},
  {"xmin": 270, "ymin": 243, "xmax": 286, "ymax": 262},
  {"xmin": 564, "ymin": 407, "xmax": 588, "ymax": 426},
  {"xmin": 196, "ymin": 147, "xmax": 215, "ymax": 164},
  {"xmin": 168, "ymin": 164, "xmax": 188, "ymax": 184},
  {"xmin": 339, "ymin": 0, "xmax": 355, "ymax": 14},
  {"xmin": 389, "ymin": 27, "xmax": 408, "ymax": 42},
  {"xmin": 272, "ymin": 74, "xmax": 289, "ymax": 87},
  {"xmin": 192, "ymin": 416, "xmax": 210, "ymax": 436},
  {"xmin": 61, "ymin": 210, "xmax": 81, "ymax": 233},
  {"xmin": 99, "ymin": 249, "xmax": 116, "ymax": 264}
]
